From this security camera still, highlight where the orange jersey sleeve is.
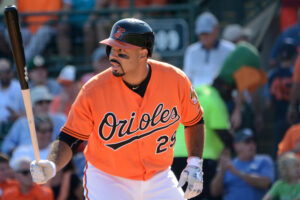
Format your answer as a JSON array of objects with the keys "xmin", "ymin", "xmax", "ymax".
[{"xmin": 62, "ymin": 59, "xmax": 203, "ymax": 180}]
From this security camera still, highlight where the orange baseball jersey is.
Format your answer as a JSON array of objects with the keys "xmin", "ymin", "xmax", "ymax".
[{"xmin": 62, "ymin": 59, "xmax": 203, "ymax": 180}]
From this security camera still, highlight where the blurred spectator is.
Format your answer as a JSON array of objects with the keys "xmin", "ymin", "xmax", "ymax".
[
  {"xmin": 262, "ymin": 152, "xmax": 300, "ymax": 200},
  {"xmin": 50, "ymin": 65, "xmax": 81, "ymax": 116},
  {"xmin": 173, "ymin": 83, "xmax": 232, "ymax": 200},
  {"xmin": 3, "ymin": 156, "xmax": 54, "ymax": 199},
  {"xmin": 57, "ymin": 0, "xmax": 110, "ymax": 60},
  {"xmin": 210, "ymin": 128, "xmax": 274, "ymax": 200},
  {"xmin": 0, "ymin": 153, "xmax": 18, "ymax": 198},
  {"xmin": 80, "ymin": 46, "xmax": 110, "ymax": 84},
  {"xmin": 27, "ymin": 55, "xmax": 62, "ymax": 96},
  {"xmin": 9, "ymin": 114, "xmax": 53, "ymax": 167},
  {"xmin": 0, "ymin": 58, "xmax": 24, "ymax": 123},
  {"xmin": 222, "ymin": 24, "xmax": 252, "ymax": 44},
  {"xmin": 50, "ymin": 161, "xmax": 84, "ymax": 200},
  {"xmin": 8, "ymin": 114, "xmax": 83, "ymax": 199},
  {"xmin": 279, "ymin": 0, "xmax": 300, "ymax": 31},
  {"xmin": 269, "ymin": 21, "xmax": 300, "ymax": 68},
  {"xmin": 287, "ymin": 55, "xmax": 300, "ymax": 124},
  {"xmin": 9, "ymin": 0, "xmax": 62, "ymax": 61},
  {"xmin": 183, "ymin": 11, "xmax": 235, "ymax": 86},
  {"xmin": 220, "ymin": 24, "xmax": 267, "ymax": 131},
  {"xmin": 1, "ymin": 86, "xmax": 66, "ymax": 155},
  {"xmin": 110, "ymin": 0, "xmax": 167, "ymax": 7},
  {"xmin": 0, "ymin": 17, "xmax": 11, "ymax": 60},
  {"xmin": 267, "ymin": 39, "xmax": 298, "ymax": 157},
  {"xmin": 278, "ymin": 122, "xmax": 300, "ymax": 161}
]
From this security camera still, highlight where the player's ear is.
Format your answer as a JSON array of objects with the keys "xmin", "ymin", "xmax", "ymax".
[{"xmin": 139, "ymin": 49, "xmax": 148, "ymax": 59}]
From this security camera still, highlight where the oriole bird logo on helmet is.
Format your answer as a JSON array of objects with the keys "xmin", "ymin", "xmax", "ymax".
[{"xmin": 100, "ymin": 18, "xmax": 155, "ymax": 57}]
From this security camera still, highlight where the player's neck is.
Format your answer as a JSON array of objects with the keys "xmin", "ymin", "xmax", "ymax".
[{"xmin": 122, "ymin": 62, "xmax": 149, "ymax": 86}]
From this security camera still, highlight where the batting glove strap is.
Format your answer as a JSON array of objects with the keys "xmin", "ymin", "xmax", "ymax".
[
  {"xmin": 30, "ymin": 160, "xmax": 56, "ymax": 184},
  {"xmin": 187, "ymin": 156, "xmax": 203, "ymax": 168},
  {"xmin": 178, "ymin": 165, "xmax": 204, "ymax": 199}
]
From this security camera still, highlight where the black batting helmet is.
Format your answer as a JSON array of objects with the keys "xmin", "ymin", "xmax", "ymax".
[{"xmin": 100, "ymin": 18, "xmax": 155, "ymax": 57}]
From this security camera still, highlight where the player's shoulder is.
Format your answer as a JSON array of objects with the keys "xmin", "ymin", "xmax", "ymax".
[
  {"xmin": 80, "ymin": 68, "xmax": 114, "ymax": 92},
  {"xmin": 148, "ymin": 59, "xmax": 186, "ymax": 77}
]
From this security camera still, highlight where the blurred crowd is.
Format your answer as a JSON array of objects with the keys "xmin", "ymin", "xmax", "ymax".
[{"xmin": 0, "ymin": 0, "xmax": 300, "ymax": 200}]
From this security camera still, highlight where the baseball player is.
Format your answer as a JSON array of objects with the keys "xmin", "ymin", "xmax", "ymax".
[{"xmin": 30, "ymin": 18, "xmax": 205, "ymax": 200}]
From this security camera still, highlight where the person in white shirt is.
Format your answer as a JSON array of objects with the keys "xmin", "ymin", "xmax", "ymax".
[{"xmin": 184, "ymin": 12, "xmax": 235, "ymax": 86}]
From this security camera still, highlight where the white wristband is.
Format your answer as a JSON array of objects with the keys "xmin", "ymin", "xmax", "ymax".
[{"xmin": 187, "ymin": 156, "xmax": 203, "ymax": 168}]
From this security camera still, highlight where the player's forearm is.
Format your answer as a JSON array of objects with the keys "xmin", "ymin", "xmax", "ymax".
[
  {"xmin": 47, "ymin": 140, "xmax": 73, "ymax": 172},
  {"xmin": 184, "ymin": 123, "xmax": 205, "ymax": 158}
]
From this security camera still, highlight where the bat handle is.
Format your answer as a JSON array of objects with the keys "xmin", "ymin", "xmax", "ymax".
[{"xmin": 22, "ymin": 89, "xmax": 40, "ymax": 162}]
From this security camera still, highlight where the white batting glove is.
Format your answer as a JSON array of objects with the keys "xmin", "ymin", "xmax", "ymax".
[
  {"xmin": 178, "ymin": 157, "xmax": 203, "ymax": 199},
  {"xmin": 30, "ymin": 160, "xmax": 56, "ymax": 184}
]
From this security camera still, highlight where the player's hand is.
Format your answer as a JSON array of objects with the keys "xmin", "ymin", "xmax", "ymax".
[
  {"xmin": 178, "ymin": 157, "xmax": 203, "ymax": 199},
  {"xmin": 30, "ymin": 160, "xmax": 56, "ymax": 184}
]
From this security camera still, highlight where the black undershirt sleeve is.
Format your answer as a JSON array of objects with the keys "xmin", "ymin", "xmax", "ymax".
[
  {"xmin": 56, "ymin": 131, "xmax": 84, "ymax": 154},
  {"xmin": 184, "ymin": 117, "xmax": 204, "ymax": 128}
]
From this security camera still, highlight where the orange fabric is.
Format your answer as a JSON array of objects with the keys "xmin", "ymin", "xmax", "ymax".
[
  {"xmin": 0, "ymin": 179, "xmax": 18, "ymax": 200},
  {"xmin": 2, "ymin": 183, "xmax": 54, "ymax": 200},
  {"xmin": 278, "ymin": 123, "xmax": 300, "ymax": 161},
  {"xmin": 62, "ymin": 59, "xmax": 203, "ymax": 180},
  {"xmin": 293, "ymin": 55, "xmax": 300, "ymax": 84},
  {"xmin": 0, "ymin": 179, "xmax": 18, "ymax": 190},
  {"xmin": 17, "ymin": 0, "xmax": 62, "ymax": 33},
  {"xmin": 233, "ymin": 66, "xmax": 267, "ymax": 92},
  {"xmin": 50, "ymin": 96, "xmax": 73, "ymax": 116}
]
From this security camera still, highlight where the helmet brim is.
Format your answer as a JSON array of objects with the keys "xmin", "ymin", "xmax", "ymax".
[{"xmin": 99, "ymin": 38, "xmax": 140, "ymax": 49}]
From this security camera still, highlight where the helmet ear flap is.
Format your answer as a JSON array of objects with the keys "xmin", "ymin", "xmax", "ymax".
[{"xmin": 106, "ymin": 46, "xmax": 112, "ymax": 57}]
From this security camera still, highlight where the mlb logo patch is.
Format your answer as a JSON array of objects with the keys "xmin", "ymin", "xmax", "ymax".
[{"xmin": 190, "ymin": 86, "xmax": 198, "ymax": 104}]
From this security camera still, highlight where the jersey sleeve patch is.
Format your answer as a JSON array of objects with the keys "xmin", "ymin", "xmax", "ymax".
[
  {"xmin": 190, "ymin": 86, "xmax": 199, "ymax": 104},
  {"xmin": 61, "ymin": 126, "xmax": 89, "ymax": 141}
]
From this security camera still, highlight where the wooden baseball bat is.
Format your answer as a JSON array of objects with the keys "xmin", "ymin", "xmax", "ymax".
[{"xmin": 4, "ymin": 5, "xmax": 40, "ymax": 161}]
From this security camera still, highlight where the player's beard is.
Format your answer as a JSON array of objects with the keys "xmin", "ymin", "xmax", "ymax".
[
  {"xmin": 110, "ymin": 59, "xmax": 125, "ymax": 77},
  {"xmin": 112, "ymin": 69, "xmax": 125, "ymax": 77}
]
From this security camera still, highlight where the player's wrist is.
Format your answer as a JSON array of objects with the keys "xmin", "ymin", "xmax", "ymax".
[{"xmin": 187, "ymin": 156, "xmax": 203, "ymax": 168}]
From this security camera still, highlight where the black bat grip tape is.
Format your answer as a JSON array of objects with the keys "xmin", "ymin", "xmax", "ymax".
[{"xmin": 4, "ymin": 5, "xmax": 29, "ymax": 90}]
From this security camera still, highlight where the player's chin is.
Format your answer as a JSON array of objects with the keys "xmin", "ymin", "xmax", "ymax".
[{"xmin": 112, "ymin": 70, "xmax": 125, "ymax": 77}]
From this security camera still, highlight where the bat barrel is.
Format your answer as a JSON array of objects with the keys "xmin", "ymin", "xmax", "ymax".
[
  {"xmin": 4, "ymin": 5, "xmax": 29, "ymax": 90},
  {"xmin": 4, "ymin": 6, "xmax": 40, "ymax": 162}
]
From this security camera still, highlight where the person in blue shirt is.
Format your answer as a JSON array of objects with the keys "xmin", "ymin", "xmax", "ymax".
[{"xmin": 210, "ymin": 128, "xmax": 274, "ymax": 200}]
